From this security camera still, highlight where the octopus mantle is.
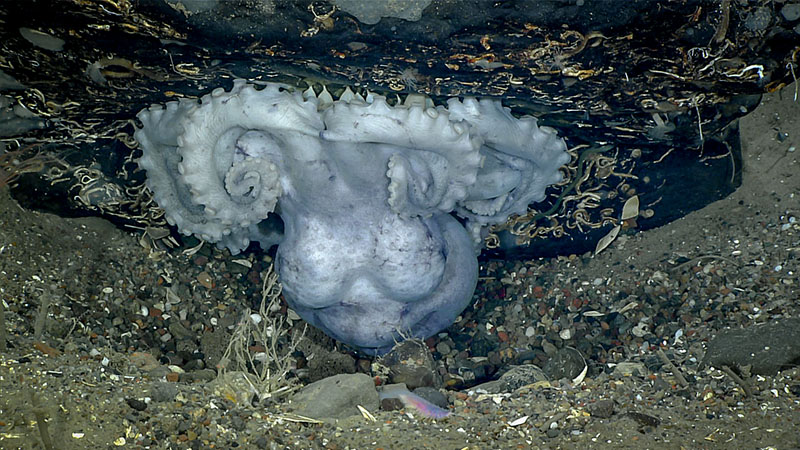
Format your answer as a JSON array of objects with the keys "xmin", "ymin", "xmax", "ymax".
[{"xmin": 134, "ymin": 80, "xmax": 568, "ymax": 354}]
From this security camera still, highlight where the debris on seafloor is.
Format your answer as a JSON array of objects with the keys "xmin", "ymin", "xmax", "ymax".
[{"xmin": 379, "ymin": 384, "xmax": 450, "ymax": 419}]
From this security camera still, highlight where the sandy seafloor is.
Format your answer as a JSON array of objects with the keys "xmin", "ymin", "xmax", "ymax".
[{"xmin": 0, "ymin": 83, "xmax": 799, "ymax": 449}]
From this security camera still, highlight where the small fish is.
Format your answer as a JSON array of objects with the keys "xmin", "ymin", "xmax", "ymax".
[{"xmin": 379, "ymin": 384, "xmax": 450, "ymax": 419}]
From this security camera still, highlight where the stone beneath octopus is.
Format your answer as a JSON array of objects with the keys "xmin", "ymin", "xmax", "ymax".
[{"xmin": 134, "ymin": 81, "xmax": 569, "ymax": 354}]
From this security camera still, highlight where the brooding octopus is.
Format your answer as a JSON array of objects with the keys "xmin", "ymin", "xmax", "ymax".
[{"xmin": 134, "ymin": 80, "xmax": 569, "ymax": 354}]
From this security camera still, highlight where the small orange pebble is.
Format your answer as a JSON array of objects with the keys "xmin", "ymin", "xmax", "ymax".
[
  {"xmin": 498, "ymin": 347, "xmax": 515, "ymax": 361},
  {"xmin": 497, "ymin": 331, "xmax": 509, "ymax": 342},
  {"xmin": 425, "ymin": 336, "xmax": 437, "ymax": 349},
  {"xmin": 197, "ymin": 271, "xmax": 213, "ymax": 289},
  {"xmin": 455, "ymin": 392, "xmax": 468, "ymax": 400},
  {"xmin": 538, "ymin": 304, "xmax": 549, "ymax": 316},
  {"xmin": 166, "ymin": 372, "xmax": 180, "ymax": 382},
  {"xmin": 33, "ymin": 341, "xmax": 61, "ymax": 357}
]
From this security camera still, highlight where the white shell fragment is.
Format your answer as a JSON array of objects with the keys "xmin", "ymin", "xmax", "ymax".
[
  {"xmin": 621, "ymin": 194, "xmax": 639, "ymax": 220},
  {"xmin": 19, "ymin": 27, "xmax": 65, "ymax": 51},
  {"xmin": 572, "ymin": 364, "xmax": 588, "ymax": 385},
  {"xmin": 616, "ymin": 301, "xmax": 639, "ymax": 314},
  {"xmin": 594, "ymin": 225, "xmax": 621, "ymax": 255},
  {"xmin": 357, "ymin": 404, "xmax": 376, "ymax": 422},
  {"xmin": 508, "ymin": 415, "xmax": 529, "ymax": 426}
]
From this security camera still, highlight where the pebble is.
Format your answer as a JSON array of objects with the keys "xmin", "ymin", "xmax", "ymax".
[
  {"xmin": 745, "ymin": 7, "xmax": 773, "ymax": 31},
  {"xmin": 148, "ymin": 382, "xmax": 178, "ymax": 402},
  {"xmin": 613, "ymin": 362, "xmax": 648, "ymax": 377},
  {"xmin": 471, "ymin": 364, "xmax": 547, "ymax": 393},
  {"xmin": 781, "ymin": 3, "xmax": 800, "ymax": 21},
  {"xmin": 126, "ymin": 398, "xmax": 147, "ymax": 411},
  {"xmin": 380, "ymin": 339, "xmax": 441, "ymax": 389},
  {"xmin": 197, "ymin": 271, "xmax": 213, "ymax": 289},
  {"xmin": 289, "ymin": 373, "xmax": 378, "ymax": 419},
  {"xmin": 525, "ymin": 326, "xmax": 535, "ymax": 337},
  {"xmin": 412, "ymin": 386, "xmax": 449, "ymax": 409},
  {"xmin": 589, "ymin": 399, "xmax": 615, "ymax": 419},
  {"xmin": 702, "ymin": 318, "xmax": 800, "ymax": 375},
  {"xmin": 180, "ymin": 368, "xmax": 216, "ymax": 383},
  {"xmin": 543, "ymin": 347, "xmax": 586, "ymax": 381}
]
